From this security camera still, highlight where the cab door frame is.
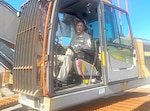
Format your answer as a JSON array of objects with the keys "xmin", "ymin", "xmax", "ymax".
[{"xmin": 101, "ymin": 2, "xmax": 138, "ymax": 82}]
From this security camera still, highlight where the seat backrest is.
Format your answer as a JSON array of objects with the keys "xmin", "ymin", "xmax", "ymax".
[{"xmin": 72, "ymin": 38, "xmax": 100, "ymax": 77}]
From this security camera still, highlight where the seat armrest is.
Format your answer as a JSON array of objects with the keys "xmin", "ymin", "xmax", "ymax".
[{"xmin": 80, "ymin": 49, "xmax": 95, "ymax": 55}]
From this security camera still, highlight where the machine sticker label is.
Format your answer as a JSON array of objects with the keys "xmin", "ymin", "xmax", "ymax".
[{"xmin": 99, "ymin": 87, "xmax": 105, "ymax": 95}]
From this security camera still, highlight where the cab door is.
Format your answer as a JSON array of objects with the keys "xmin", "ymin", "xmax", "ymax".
[{"xmin": 103, "ymin": 4, "xmax": 138, "ymax": 82}]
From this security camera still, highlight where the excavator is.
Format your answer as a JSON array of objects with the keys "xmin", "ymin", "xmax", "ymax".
[{"xmin": 1, "ymin": 0, "xmax": 150, "ymax": 110}]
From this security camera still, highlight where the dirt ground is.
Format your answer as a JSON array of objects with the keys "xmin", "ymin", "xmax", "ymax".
[{"xmin": 62, "ymin": 86, "xmax": 150, "ymax": 111}]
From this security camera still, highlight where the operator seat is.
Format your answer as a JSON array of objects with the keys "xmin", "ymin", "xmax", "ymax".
[{"xmin": 73, "ymin": 39, "xmax": 100, "ymax": 79}]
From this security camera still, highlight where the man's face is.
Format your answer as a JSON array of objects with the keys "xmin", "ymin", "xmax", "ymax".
[{"xmin": 76, "ymin": 22, "xmax": 84, "ymax": 35}]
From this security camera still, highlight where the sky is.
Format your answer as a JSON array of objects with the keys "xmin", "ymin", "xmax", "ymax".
[
  {"xmin": 4, "ymin": 0, "xmax": 150, "ymax": 40},
  {"xmin": 128, "ymin": 0, "xmax": 150, "ymax": 39}
]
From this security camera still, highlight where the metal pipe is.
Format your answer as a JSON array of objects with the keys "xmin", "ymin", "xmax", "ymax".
[
  {"xmin": 125, "ymin": 0, "xmax": 129, "ymax": 13},
  {"xmin": 117, "ymin": 0, "xmax": 123, "ymax": 36},
  {"xmin": 2, "ymin": 68, "xmax": 6, "ymax": 88},
  {"xmin": 125, "ymin": 0, "xmax": 131, "ymax": 38}
]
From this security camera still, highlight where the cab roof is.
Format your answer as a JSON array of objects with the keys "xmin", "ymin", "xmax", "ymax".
[{"xmin": 60, "ymin": 0, "xmax": 99, "ymax": 22}]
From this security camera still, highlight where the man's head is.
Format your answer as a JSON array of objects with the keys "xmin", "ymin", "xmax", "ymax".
[{"xmin": 76, "ymin": 21, "xmax": 85, "ymax": 35}]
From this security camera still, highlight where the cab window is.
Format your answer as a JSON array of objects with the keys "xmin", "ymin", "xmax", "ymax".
[{"xmin": 104, "ymin": 5, "xmax": 132, "ymax": 46}]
